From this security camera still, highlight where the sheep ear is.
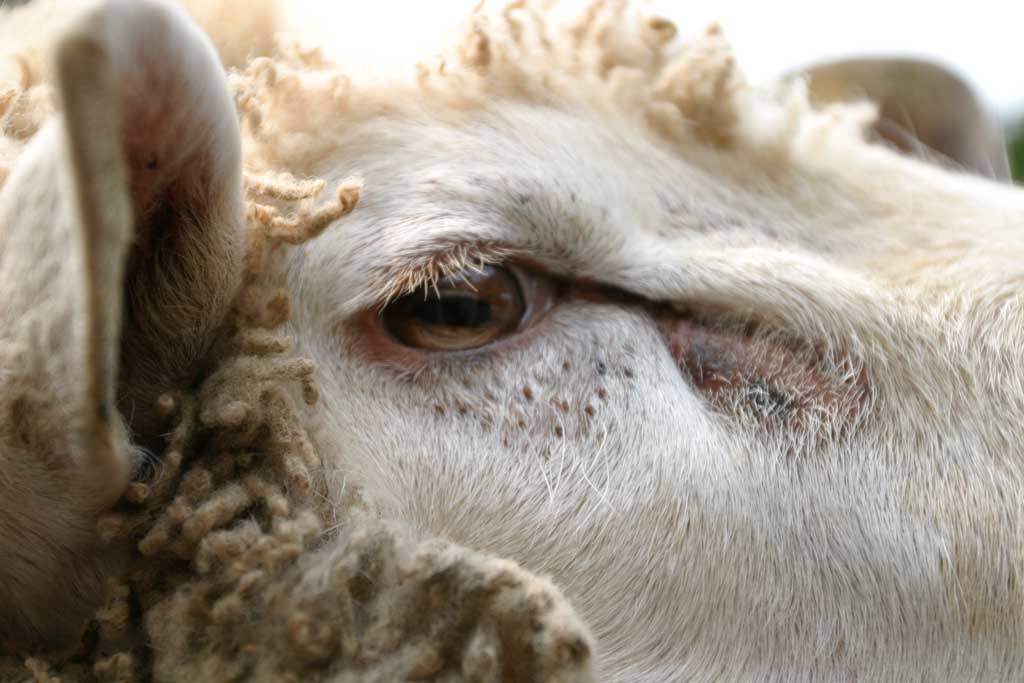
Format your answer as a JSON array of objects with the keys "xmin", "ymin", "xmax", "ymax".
[
  {"xmin": 0, "ymin": 0, "xmax": 244, "ymax": 645},
  {"xmin": 59, "ymin": 0, "xmax": 246, "ymax": 440},
  {"xmin": 796, "ymin": 57, "xmax": 1011, "ymax": 180}
]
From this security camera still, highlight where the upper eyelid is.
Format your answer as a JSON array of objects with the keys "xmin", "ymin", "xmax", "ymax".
[
  {"xmin": 356, "ymin": 181, "xmax": 591, "ymax": 309},
  {"xmin": 369, "ymin": 241, "xmax": 517, "ymax": 311}
]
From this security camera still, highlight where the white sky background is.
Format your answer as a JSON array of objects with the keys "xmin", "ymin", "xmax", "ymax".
[{"xmin": 285, "ymin": 0, "xmax": 1024, "ymax": 119}]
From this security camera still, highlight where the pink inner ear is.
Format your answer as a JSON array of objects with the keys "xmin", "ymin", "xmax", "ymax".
[{"xmin": 61, "ymin": 0, "xmax": 246, "ymax": 444}]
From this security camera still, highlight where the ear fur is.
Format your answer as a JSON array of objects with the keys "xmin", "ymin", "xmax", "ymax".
[
  {"xmin": 0, "ymin": 0, "xmax": 244, "ymax": 649},
  {"xmin": 795, "ymin": 57, "xmax": 1011, "ymax": 180}
]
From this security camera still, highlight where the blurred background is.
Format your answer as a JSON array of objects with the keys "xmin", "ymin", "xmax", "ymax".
[
  {"xmin": 286, "ymin": 0, "xmax": 1024, "ymax": 180},
  {"xmin": 1012, "ymin": 125, "xmax": 1024, "ymax": 180}
]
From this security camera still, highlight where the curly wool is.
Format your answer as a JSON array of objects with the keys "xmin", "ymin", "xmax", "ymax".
[{"xmin": 231, "ymin": 0, "xmax": 877, "ymax": 180}]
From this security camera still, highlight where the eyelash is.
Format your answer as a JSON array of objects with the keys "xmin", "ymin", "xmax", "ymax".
[{"xmin": 372, "ymin": 243, "xmax": 516, "ymax": 311}]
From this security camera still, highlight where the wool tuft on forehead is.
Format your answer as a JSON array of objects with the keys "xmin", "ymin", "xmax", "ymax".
[
  {"xmin": 0, "ymin": 0, "xmax": 879, "ymax": 190},
  {"xmin": 231, "ymin": 0, "xmax": 880, "ymax": 177}
]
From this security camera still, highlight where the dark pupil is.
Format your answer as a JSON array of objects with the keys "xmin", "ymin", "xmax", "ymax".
[{"xmin": 411, "ymin": 295, "xmax": 491, "ymax": 327}]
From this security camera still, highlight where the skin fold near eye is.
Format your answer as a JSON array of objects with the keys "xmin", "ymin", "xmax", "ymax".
[{"xmin": 382, "ymin": 265, "xmax": 526, "ymax": 350}]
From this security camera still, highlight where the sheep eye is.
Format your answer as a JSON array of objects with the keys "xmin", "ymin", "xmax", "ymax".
[{"xmin": 382, "ymin": 265, "xmax": 525, "ymax": 350}]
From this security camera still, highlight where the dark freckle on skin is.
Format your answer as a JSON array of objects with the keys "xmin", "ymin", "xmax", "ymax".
[
  {"xmin": 517, "ymin": 417, "xmax": 527, "ymax": 429},
  {"xmin": 623, "ymin": 367, "xmax": 635, "ymax": 379},
  {"xmin": 562, "ymin": 360, "xmax": 571, "ymax": 371},
  {"xmin": 595, "ymin": 360, "xmax": 607, "ymax": 375},
  {"xmin": 596, "ymin": 387, "xmax": 608, "ymax": 401},
  {"xmin": 523, "ymin": 386, "xmax": 534, "ymax": 401},
  {"xmin": 434, "ymin": 404, "xmax": 445, "ymax": 416},
  {"xmin": 146, "ymin": 156, "xmax": 159, "ymax": 170},
  {"xmin": 554, "ymin": 425, "xmax": 564, "ymax": 438},
  {"xmin": 748, "ymin": 378, "xmax": 796, "ymax": 418},
  {"xmin": 584, "ymin": 404, "xmax": 596, "ymax": 417}
]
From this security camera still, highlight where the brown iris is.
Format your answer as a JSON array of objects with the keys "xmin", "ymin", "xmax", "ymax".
[{"xmin": 382, "ymin": 265, "xmax": 526, "ymax": 350}]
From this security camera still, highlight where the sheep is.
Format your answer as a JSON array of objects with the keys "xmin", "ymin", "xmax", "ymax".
[{"xmin": 2, "ymin": 0, "xmax": 1024, "ymax": 680}]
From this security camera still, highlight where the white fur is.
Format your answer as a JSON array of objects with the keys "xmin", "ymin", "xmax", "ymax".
[{"xmin": 280, "ymin": 99, "xmax": 1024, "ymax": 679}]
